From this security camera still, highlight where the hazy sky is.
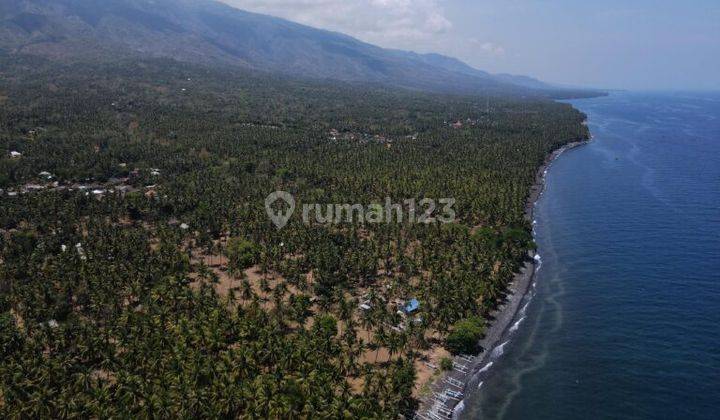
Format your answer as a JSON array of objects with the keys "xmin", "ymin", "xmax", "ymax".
[{"xmin": 221, "ymin": 0, "xmax": 720, "ymax": 90}]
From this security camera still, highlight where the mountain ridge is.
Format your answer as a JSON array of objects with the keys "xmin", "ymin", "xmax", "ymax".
[{"xmin": 0, "ymin": 0, "xmax": 594, "ymax": 97}]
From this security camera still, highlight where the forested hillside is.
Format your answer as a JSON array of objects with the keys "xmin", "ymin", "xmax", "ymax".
[
  {"xmin": 0, "ymin": 0, "xmax": 602, "ymax": 98},
  {"xmin": 0, "ymin": 53, "xmax": 589, "ymax": 417}
]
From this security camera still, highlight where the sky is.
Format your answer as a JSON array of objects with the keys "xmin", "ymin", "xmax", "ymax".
[{"xmin": 220, "ymin": 0, "xmax": 720, "ymax": 91}]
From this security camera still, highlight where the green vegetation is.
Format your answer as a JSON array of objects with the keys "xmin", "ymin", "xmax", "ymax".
[
  {"xmin": 445, "ymin": 317, "xmax": 486, "ymax": 355},
  {"xmin": 440, "ymin": 357, "xmax": 454, "ymax": 371},
  {"xmin": 0, "ymin": 52, "xmax": 589, "ymax": 417},
  {"xmin": 225, "ymin": 237, "xmax": 260, "ymax": 272}
]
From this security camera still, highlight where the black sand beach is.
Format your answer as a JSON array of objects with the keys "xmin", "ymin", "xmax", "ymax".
[{"xmin": 416, "ymin": 138, "xmax": 590, "ymax": 419}]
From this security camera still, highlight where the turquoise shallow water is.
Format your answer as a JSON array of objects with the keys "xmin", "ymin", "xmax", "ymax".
[{"xmin": 460, "ymin": 92, "xmax": 720, "ymax": 419}]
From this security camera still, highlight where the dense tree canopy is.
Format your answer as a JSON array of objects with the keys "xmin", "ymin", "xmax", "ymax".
[
  {"xmin": 0, "ymin": 52, "xmax": 589, "ymax": 417},
  {"xmin": 445, "ymin": 317, "xmax": 486, "ymax": 355}
]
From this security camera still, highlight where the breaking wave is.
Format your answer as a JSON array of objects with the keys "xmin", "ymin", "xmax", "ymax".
[
  {"xmin": 509, "ymin": 317, "xmax": 526, "ymax": 333},
  {"xmin": 478, "ymin": 361, "xmax": 494, "ymax": 374},
  {"xmin": 491, "ymin": 341, "xmax": 510, "ymax": 358}
]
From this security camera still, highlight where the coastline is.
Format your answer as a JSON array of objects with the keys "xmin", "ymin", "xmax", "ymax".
[{"xmin": 416, "ymin": 137, "xmax": 591, "ymax": 419}]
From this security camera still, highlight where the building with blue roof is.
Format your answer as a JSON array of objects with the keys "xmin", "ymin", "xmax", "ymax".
[{"xmin": 404, "ymin": 298, "xmax": 420, "ymax": 314}]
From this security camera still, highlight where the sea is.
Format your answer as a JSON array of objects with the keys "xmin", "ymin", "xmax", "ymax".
[{"xmin": 460, "ymin": 91, "xmax": 720, "ymax": 419}]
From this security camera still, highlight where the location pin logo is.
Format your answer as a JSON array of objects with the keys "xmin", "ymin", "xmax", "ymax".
[{"xmin": 265, "ymin": 191, "xmax": 295, "ymax": 230}]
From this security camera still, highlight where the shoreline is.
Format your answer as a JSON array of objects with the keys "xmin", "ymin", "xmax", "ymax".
[{"xmin": 416, "ymin": 137, "xmax": 591, "ymax": 419}]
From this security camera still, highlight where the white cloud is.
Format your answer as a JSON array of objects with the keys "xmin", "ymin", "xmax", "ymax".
[
  {"xmin": 479, "ymin": 41, "xmax": 505, "ymax": 56},
  {"xmin": 219, "ymin": 0, "xmax": 453, "ymax": 50}
]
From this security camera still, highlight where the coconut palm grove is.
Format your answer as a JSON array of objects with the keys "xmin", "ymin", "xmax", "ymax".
[{"xmin": 0, "ymin": 51, "xmax": 592, "ymax": 417}]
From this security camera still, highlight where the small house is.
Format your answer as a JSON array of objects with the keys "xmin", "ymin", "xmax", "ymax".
[
  {"xmin": 9, "ymin": 151, "xmax": 22, "ymax": 158},
  {"xmin": 404, "ymin": 298, "xmax": 420, "ymax": 314}
]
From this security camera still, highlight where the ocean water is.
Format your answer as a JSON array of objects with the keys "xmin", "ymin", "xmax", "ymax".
[{"xmin": 460, "ymin": 92, "xmax": 720, "ymax": 419}]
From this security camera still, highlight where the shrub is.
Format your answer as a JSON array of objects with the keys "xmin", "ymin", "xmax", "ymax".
[
  {"xmin": 225, "ymin": 237, "xmax": 260, "ymax": 272},
  {"xmin": 445, "ymin": 316, "xmax": 485, "ymax": 355}
]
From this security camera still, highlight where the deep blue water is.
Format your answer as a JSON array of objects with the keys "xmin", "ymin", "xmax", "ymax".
[{"xmin": 461, "ymin": 92, "xmax": 720, "ymax": 419}]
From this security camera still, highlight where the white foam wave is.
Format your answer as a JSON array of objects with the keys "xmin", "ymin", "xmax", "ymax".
[
  {"xmin": 520, "ymin": 301, "xmax": 530, "ymax": 315},
  {"xmin": 477, "ymin": 361, "xmax": 494, "ymax": 374},
  {"xmin": 453, "ymin": 400, "xmax": 465, "ymax": 417},
  {"xmin": 509, "ymin": 316, "xmax": 525, "ymax": 332},
  {"xmin": 477, "ymin": 381, "xmax": 484, "ymax": 389},
  {"xmin": 534, "ymin": 253, "xmax": 542, "ymax": 262},
  {"xmin": 491, "ymin": 340, "xmax": 510, "ymax": 358}
]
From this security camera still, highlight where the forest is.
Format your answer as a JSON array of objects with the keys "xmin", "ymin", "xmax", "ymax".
[{"xmin": 0, "ymin": 52, "xmax": 589, "ymax": 418}]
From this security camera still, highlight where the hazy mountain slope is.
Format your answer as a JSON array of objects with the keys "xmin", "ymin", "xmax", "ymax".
[
  {"xmin": 494, "ymin": 73, "xmax": 554, "ymax": 89},
  {"xmin": 0, "ymin": 0, "xmax": 591, "ymax": 96}
]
